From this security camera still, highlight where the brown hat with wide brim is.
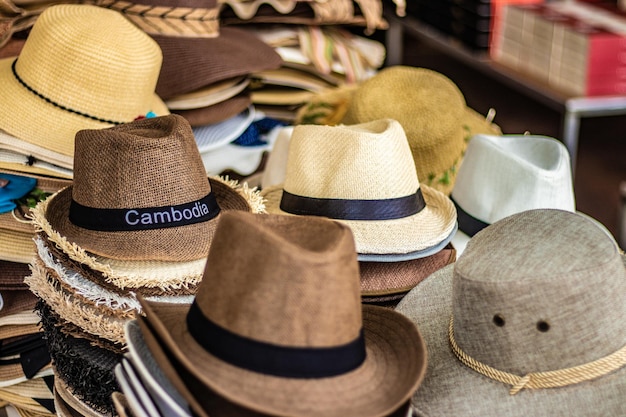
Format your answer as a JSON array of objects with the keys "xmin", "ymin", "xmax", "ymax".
[
  {"xmin": 42, "ymin": 114, "xmax": 253, "ymax": 262},
  {"xmin": 395, "ymin": 209, "xmax": 626, "ymax": 416},
  {"xmin": 139, "ymin": 210, "xmax": 427, "ymax": 417}
]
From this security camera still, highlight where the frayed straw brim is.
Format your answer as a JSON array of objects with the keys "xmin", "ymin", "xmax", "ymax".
[
  {"xmin": 26, "ymin": 259, "xmax": 128, "ymax": 345},
  {"xmin": 30, "ymin": 176, "xmax": 265, "ymax": 291},
  {"xmin": 359, "ymin": 246, "xmax": 456, "ymax": 296},
  {"xmin": 261, "ymin": 183, "xmax": 457, "ymax": 256},
  {"xmin": 394, "ymin": 261, "xmax": 626, "ymax": 416},
  {"xmin": 142, "ymin": 300, "xmax": 427, "ymax": 417},
  {"xmin": 42, "ymin": 177, "xmax": 255, "ymax": 262},
  {"xmin": 54, "ymin": 376, "xmax": 112, "ymax": 417}
]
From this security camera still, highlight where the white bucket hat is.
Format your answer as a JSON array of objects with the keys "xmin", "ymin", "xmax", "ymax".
[{"xmin": 451, "ymin": 134, "xmax": 575, "ymax": 255}]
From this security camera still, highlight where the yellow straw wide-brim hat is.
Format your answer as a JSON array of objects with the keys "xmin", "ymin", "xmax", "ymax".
[
  {"xmin": 0, "ymin": 4, "xmax": 168, "ymax": 160},
  {"xmin": 261, "ymin": 119, "xmax": 457, "ymax": 256},
  {"xmin": 341, "ymin": 65, "xmax": 501, "ymax": 195}
]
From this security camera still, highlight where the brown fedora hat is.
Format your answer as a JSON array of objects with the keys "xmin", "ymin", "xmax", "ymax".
[
  {"xmin": 42, "ymin": 114, "xmax": 250, "ymax": 261},
  {"xmin": 139, "ymin": 210, "xmax": 427, "ymax": 417}
]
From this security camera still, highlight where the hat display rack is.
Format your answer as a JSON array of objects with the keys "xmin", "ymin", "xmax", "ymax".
[{"xmin": 0, "ymin": 0, "xmax": 622, "ymax": 416}]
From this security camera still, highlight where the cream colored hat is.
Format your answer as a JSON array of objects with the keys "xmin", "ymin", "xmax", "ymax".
[
  {"xmin": 261, "ymin": 119, "xmax": 457, "ymax": 257},
  {"xmin": 395, "ymin": 209, "xmax": 626, "ymax": 416},
  {"xmin": 451, "ymin": 134, "xmax": 575, "ymax": 255},
  {"xmin": 0, "ymin": 4, "xmax": 168, "ymax": 163},
  {"xmin": 341, "ymin": 66, "xmax": 501, "ymax": 195}
]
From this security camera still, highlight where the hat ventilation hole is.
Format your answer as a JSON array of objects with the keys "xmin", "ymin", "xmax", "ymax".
[
  {"xmin": 536, "ymin": 320, "xmax": 550, "ymax": 332},
  {"xmin": 492, "ymin": 314, "xmax": 505, "ymax": 327}
]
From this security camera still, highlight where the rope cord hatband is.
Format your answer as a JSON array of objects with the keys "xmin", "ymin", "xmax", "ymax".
[
  {"xmin": 448, "ymin": 315, "xmax": 626, "ymax": 395},
  {"xmin": 11, "ymin": 59, "xmax": 125, "ymax": 125}
]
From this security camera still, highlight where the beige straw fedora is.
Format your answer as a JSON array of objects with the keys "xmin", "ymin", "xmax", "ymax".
[
  {"xmin": 139, "ymin": 210, "xmax": 427, "ymax": 417},
  {"xmin": 261, "ymin": 118, "xmax": 457, "ymax": 257},
  {"xmin": 450, "ymin": 134, "xmax": 575, "ymax": 255},
  {"xmin": 395, "ymin": 209, "xmax": 626, "ymax": 416},
  {"xmin": 39, "ymin": 114, "xmax": 256, "ymax": 262},
  {"xmin": 0, "ymin": 4, "xmax": 169, "ymax": 161},
  {"xmin": 341, "ymin": 65, "xmax": 501, "ymax": 195}
]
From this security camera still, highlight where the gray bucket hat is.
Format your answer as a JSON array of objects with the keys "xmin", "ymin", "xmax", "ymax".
[{"xmin": 395, "ymin": 209, "xmax": 626, "ymax": 416}]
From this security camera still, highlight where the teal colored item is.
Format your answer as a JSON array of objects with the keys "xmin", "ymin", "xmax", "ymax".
[{"xmin": 0, "ymin": 173, "xmax": 37, "ymax": 213}]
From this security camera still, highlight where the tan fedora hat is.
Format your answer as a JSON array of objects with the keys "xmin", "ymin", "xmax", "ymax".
[
  {"xmin": 395, "ymin": 209, "xmax": 626, "ymax": 416},
  {"xmin": 40, "ymin": 114, "xmax": 255, "ymax": 262},
  {"xmin": 0, "ymin": 4, "xmax": 169, "ymax": 163},
  {"xmin": 261, "ymin": 119, "xmax": 457, "ymax": 257},
  {"xmin": 139, "ymin": 210, "xmax": 427, "ymax": 417},
  {"xmin": 341, "ymin": 65, "xmax": 501, "ymax": 195}
]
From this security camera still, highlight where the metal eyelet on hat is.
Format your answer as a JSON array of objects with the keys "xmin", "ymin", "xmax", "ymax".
[
  {"xmin": 537, "ymin": 320, "xmax": 550, "ymax": 332},
  {"xmin": 493, "ymin": 314, "xmax": 505, "ymax": 327}
]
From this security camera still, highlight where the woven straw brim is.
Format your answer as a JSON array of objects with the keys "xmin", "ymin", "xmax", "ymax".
[
  {"xmin": 26, "ymin": 259, "xmax": 128, "ymax": 345},
  {"xmin": 124, "ymin": 320, "xmax": 191, "ymax": 417},
  {"xmin": 152, "ymin": 27, "xmax": 283, "ymax": 100},
  {"xmin": 173, "ymin": 93, "xmax": 252, "ymax": 127},
  {"xmin": 0, "ymin": 290, "xmax": 38, "ymax": 318},
  {"xmin": 142, "ymin": 300, "xmax": 427, "ymax": 417},
  {"xmin": 31, "ymin": 177, "xmax": 265, "ymax": 291},
  {"xmin": 0, "ymin": 379, "xmax": 54, "ymax": 416},
  {"xmin": 165, "ymin": 76, "xmax": 250, "ymax": 110},
  {"xmin": 193, "ymin": 106, "xmax": 255, "ymax": 153},
  {"xmin": 359, "ymin": 246, "xmax": 456, "ymax": 296},
  {"xmin": 0, "ymin": 323, "xmax": 41, "ymax": 340},
  {"xmin": 111, "ymin": 392, "xmax": 131, "ymax": 417},
  {"xmin": 394, "ymin": 262, "xmax": 626, "ymax": 416},
  {"xmin": 1, "ymin": 375, "xmax": 54, "ymax": 403},
  {"xmin": 0, "ymin": 57, "xmax": 169, "ymax": 159},
  {"xmin": 54, "ymin": 376, "xmax": 111, "ymax": 417},
  {"xmin": 43, "ymin": 177, "xmax": 253, "ymax": 261},
  {"xmin": 0, "ymin": 259, "xmax": 30, "ymax": 288},
  {"xmin": 0, "ymin": 160, "xmax": 73, "ymax": 179},
  {"xmin": 261, "ymin": 183, "xmax": 457, "ymax": 255},
  {"xmin": 0, "ymin": 311, "xmax": 39, "ymax": 327},
  {"xmin": 0, "ymin": 362, "xmax": 52, "ymax": 388},
  {"xmin": 0, "ymin": 228, "xmax": 34, "ymax": 263}
]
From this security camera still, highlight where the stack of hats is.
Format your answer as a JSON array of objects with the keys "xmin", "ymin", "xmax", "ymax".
[
  {"xmin": 450, "ymin": 133, "xmax": 577, "ymax": 255},
  {"xmin": 25, "ymin": 114, "xmax": 265, "ymax": 415},
  {"xmin": 0, "ymin": 4, "xmax": 169, "ymax": 180},
  {"xmin": 395, "ymin": 208, "xmax": 626, "ymax": 416},
  {"xmin": 261, "ymin": 119, "xmax": 457, "ymax": 307},
  {"xmin": 97, "ymin": 0, "xmax": 285, "ymax": 181},
  {"xmin": 242, "ymin": 25, "xmax": 386, "ymax": 123},
  {"xmin": 296, "ymin": 65, "xmax": 502, "ymax": 196},
  {"xmin": 117, "ymin": 209, "xmax": 425, "ymax": 417}
]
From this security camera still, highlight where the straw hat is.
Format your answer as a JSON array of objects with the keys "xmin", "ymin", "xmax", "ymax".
[
  {"xmin": 450, "ymin": 134, "xmax": 575, "ymax": 255},
  {"xmin": 172, "ymin": 93, "xmax": 252, "ymax": 127},
  {"xmin": 39, "ymin": 114, "xmax": 257, "ymax": 262},
  {"xmin": 0, "ymin": 4, "xmax": 169, "ymax": 161},
  {"xmin": 139, "ymin": 210, "xmax": 427, "ymax": 417},
  {"xmin": 261, "ymin": 119, "xmax": 457, "ymax": 257},
  {"xmin": 395, "ymin": 209, "xmax": 626, "ymax": 416},
  {"xmin": 54, "ymin": 376, "xmax": 111, "ymax": 417},
  {"xmin": 341, "ymin": 65, "xmax": 501, "ymax": 195},
  {"xmin": 192, "ymin": 105, "xmax": 255, "ymax": 153}
]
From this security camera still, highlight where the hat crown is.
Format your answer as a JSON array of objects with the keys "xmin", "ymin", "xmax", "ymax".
[
  {"xmin": 14, "ymin": 4, "xmax": 162, "ymax": 124},
  {"xmin": 453, "ymin": 209, "xmax": 626, "ymax": 374},
  {"xmin": 72, "ymin": 114, "xmax": 210, "ymax": 209},
  {"xmin": 452, "ymin": 135, "xmax": 575, "ymax": 225},
  {"xmin": 283, "ymin": 119, "xmax": 420, "ymax": 200},
  {"xmin": 194, "ymin": 211, "xmax": 362, "ymax": 347}
]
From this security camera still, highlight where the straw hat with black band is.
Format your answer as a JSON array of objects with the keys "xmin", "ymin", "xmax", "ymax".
[
  {"xmin": 340, "ymin": 65, "xmax": 501, "ymax": 196},
  {"xmin": 0, "ymin": 4, "xmax": 169, "ymax": 167},
  {"xmin": 139, "ymin": 210, "xmax": 427, "ymax": 417},
  {"xmin": 395, "ymin": 209, "xmax": 626, "ymax": 416}
]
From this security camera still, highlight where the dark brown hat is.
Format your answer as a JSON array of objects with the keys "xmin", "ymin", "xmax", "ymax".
[
  {"xmin": 140, "ymin": 211, "xmax": 427, "ymax": 417},
  {"xmin": 42, "ymin": 114, "xmax": 250, "ymax": 261}
]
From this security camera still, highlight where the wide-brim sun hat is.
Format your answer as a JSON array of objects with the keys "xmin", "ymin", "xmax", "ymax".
[
  {"xmin": 341, "ymin": 65, "xmax": 501, "ymax": 195},
  {"xmin": 139, "ymin": 210, "xmax": 427, "ymax": 417},
  {"xmin": 395, "ymin": 209, "xmax": 626, "ymax": 416},
  {"xmin": 0, "ymin": 4, "xmax": 169, "ymax": 160},
  {"xmin": 192, "ymin": 105, "xmax": 255, "ymax": 153},
  {"xmin": 38, "ymin": 114, "xmax": 260, "ymax": 262},
  {"xmin": 261, "ymin": 118, "xmax": 457, "ymax": 257},
  {"xmin": 172, "ymin": 92, "xmax": 252, "ymax": 127}
]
